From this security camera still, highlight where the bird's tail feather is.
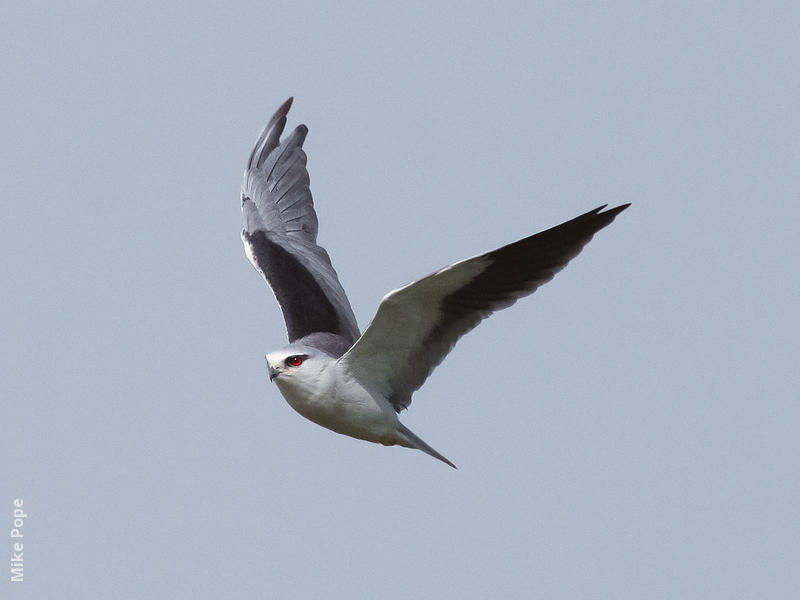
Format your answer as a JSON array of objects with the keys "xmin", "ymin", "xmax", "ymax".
[{"xmin": 397, "ymin": 424, "xmax": 457, "ymax": 469}]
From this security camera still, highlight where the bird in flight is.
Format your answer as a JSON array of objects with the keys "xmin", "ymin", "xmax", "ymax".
[{"xmin": 241, "ymin": 98, "xmax": 629, "ymax": 468}]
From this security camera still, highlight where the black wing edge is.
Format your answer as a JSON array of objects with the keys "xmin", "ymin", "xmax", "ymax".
[
  {"xmin": 242, "ymin": 230, "xmax": 348, "ymax": 343},
  {"xmin": 448, "ymin": 203, "xmax": 631, "ymax": 313}
]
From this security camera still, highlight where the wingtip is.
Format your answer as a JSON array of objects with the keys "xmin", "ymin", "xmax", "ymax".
[
  {"xmin": 594, "ymin": 202, "xmax": 630, "ymax": 214},
  {"xmin": 247, "ymin": 98, "xmax": 297, "ymax": 169},
  {"xmin": 585, "ymin": 203, "xmax": 630, "ymax": 223},
  {"xmin": 602, "ymin": 202, "xmax": 631, "ymax": 219},
  {"xmin": 266, "ymin": 97, "xmax": 295, "ymax": 128}
]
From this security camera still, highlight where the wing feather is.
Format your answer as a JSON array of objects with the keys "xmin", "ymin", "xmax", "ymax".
[
  {"xmin": 339, "ymin": 204, "xmax": 629, "ymax": 410},
  {"xmin": 241, "ymin": 99, "xmax": 360, "ymax": 347}
]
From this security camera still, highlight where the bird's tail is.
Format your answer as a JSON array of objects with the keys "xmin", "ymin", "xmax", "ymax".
[{"xmin": 397, "ymin": 423, "xmax": 457, "ymax": 469}]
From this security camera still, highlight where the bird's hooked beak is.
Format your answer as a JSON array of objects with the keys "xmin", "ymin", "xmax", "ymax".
[{"xmin": 266, "ymin": 357, "xmax": 280, "ymax": 382}]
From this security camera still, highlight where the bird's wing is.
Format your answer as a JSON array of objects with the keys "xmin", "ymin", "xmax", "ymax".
[
  {"xmin": 241, "ymin": 98, "xmax": 360, "ymax": 347},
  {"xmin": 338, "ymin": 204, "xmax": 629, "ymax": 411}
]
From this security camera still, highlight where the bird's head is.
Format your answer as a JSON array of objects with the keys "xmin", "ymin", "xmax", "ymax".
[{"xmin": 265, "ymin": 344, "xmax": 328, "ymax": 390}]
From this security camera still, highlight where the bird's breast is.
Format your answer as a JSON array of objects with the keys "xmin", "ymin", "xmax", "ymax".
[{"xmin": 275, "ymin": 368, "xmax": 398, "ymax": 443}]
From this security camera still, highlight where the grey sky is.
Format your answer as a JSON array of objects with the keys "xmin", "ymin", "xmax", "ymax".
[{"xmin": 3, "ymin": 2, "xmax": 799, "ymax": 598}]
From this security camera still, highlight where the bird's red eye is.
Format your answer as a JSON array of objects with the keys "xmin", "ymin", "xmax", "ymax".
[{"xmin": 286, "ymin": 355, "xmax": 304, "ymax": 367}]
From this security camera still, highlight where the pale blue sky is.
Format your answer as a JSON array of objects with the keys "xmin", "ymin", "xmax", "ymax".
[{"xmin": 3, "ymin": 2, "xmax": 799, "ymax": 598}]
